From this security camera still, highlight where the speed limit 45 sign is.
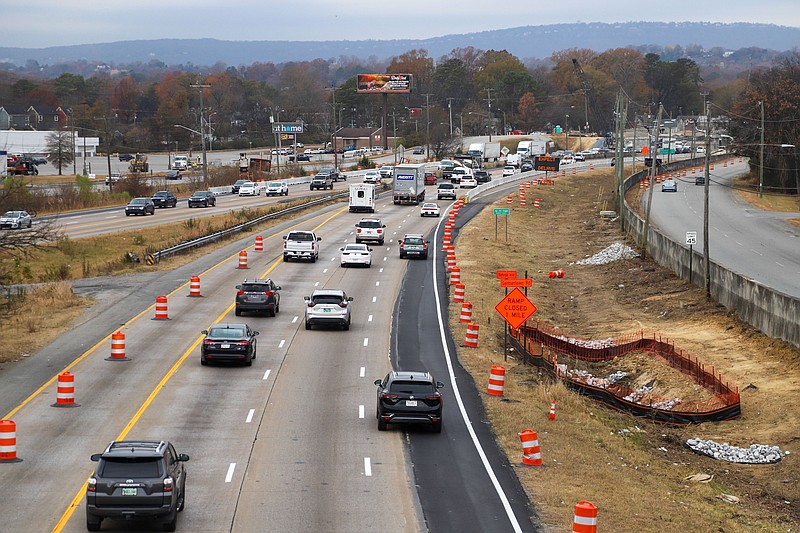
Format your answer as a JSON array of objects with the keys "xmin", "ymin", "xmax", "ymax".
[{"xmin": 686, "ymin": 231, "xmax": 697, "ymax": 245}]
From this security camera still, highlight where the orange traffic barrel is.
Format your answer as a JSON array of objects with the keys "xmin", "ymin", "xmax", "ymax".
[
  {"xmin": 506, "ymin": 195, "xmax": 513, "ymax": 204},
  {"xmin": 255, "ymin": 235, "xmax": 264, "ymax": 252},
  {"xmin": 549, "ymin": 400, "xmax": 556, "ymax": 420},
  {"xmin": 107, "ymin": 331, "xmax": 129, "ymax": 361},
  {"xmin": 572, "ymin": 501, "xmax": 598, "ymax": 533},
  {"xmin": 519, "ymin": 429, "xmax": 542, "ymax": 466},
  {"xmin": 534, "ymin": 199, "xmax": 540, "ymax": 208},
  {"xmin": 453, "ymin": 283, "xmax": 465, "ymax": 303},
  {"xmin": 189, "ymin": 275, "xmax": 201, "ymax": 297},
  {"xmin": 51, "ymin": 372, "xmax": 79, "ymax": 408},
  {"xmin": 447, "ymin": 251, "xmax": 456, "ymax": 270},
  {"xmin": 0, "ymin": 420, "xmax": 22, "ymax": 462},
  {"xmin": 520, "ymin": 195, "xmax": 526, "ymax": 207},
  {"xmin": 238, "ymin": 250, "xmax": 249, "ymax": 269},
  {"xmin": 459, "ymin": 302, "xmax": 472, "ymax": 323},
  {"xmin": 487, "ymin": 365, "xmax": 505, "ymax": 395},
  {"xmin": 464, "ymin": 322, "xmax": 479, "ymax": 348},
  {"xmin": 449, "ymin": 267, "xmax": 461, "ymax": 285},
  {"xmin": 154, "ymin": 295, "xmax": 169, "ymax": 320}
]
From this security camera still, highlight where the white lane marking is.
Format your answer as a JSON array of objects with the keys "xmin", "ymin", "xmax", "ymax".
[
  {"xmin": 330, "ymin": 257, "xmax": 336, "ymax": 261},
  {"xmin": 751, "ymin": 249, "xmax": 763, "ymax": 256},
  {"xmin": 360, "ymin": 366, "xmax": 366, "ymax": 377},
  {"xmin": 278, "ymin": 339, "xmax": 286, "ymax": 348},
  {"xmin": 245, "ymin": 409, "xmax": 255, "ymax": 423},
  {"xmin": 735, "ymin": 241, "xmax": 743, "ymax": 246},
  {"xmin": 225, "ymin": 463, "xmax": 236, "ymax": 483},
  {"xmin": 431, "ymin": 216, "xmax": 525, "ymax": 533},
  {"xmin": 104, "ymin": 215, "xmax": 117, "ymax": 220},
  {"xmin": 375, "ymin": 281, "xmax": 380, "ymax": 287},
  {"xmin": 314, "ymin": 281, "xmax": 320, "ymax": 286},
  {"xmin": 292, "ymin": 316, "xmax": 298, "ymax": 323},
  {"xmin": 262, "ymin": 369, "xmax": 271, "ymax": 381},
  {"xmin": 379, "ymin": 268, "xmax": 384, "ymax": 273},
  {"xmin": 63, "ymin": 221, "xmax": 77, "ymax": 225},
  {"xmin": 372, "ymin": 296, "xmax": 377, "ymax": 303},
  {"xmin": 776, "ymin": 261, "xmax": 785, "ymax": 267},
  {"xmin": 323, "ymin": 268, "xmax": 329, "ymax": 273},
  {"xmin": 364, "ymin": 457, "xmax": 372, "ymax": 477},
  {"xmin": 368, "ymin": 314, "xmax": 373, "ymax": 322},
  {"xmin": 383, "ymin": 257, "xmax": 388, "ymax": 261},
  {"xmin": 363, "ymin": 338, "xmax": 369, "ymax": 347},
  {"xmin": 359, "ymin": 405, "xmax": 365, "ymax": 419},
  {"xmin": 344, "ymin": 238, "xmax": 349, "ymax": 242}
]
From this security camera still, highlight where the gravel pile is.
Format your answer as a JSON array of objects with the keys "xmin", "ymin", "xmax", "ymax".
[
  {"xmin": 686, "ymin": 438, "xmax": 785, "ymax": 464},
  {"xmin": 553, "ymin": 334, "xmax": 618, "ymax": 349},
  {"xmin": 573, "ymin": 242, "xmax": 639, "ymax": 265}
]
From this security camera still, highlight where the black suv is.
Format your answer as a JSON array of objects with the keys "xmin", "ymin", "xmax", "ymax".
[
  {"xmin": 87, "ymin": 440, "xmax": 189, "ymax": 531},
  {"xmin": 474, "ymin": 169, "xmax": 491, "ymax": 184},
  {"xmin": 375, "ymin": 371, "xmax": 444, "ymax": 433},
  {"xmin": 188, "ymin": 190, "xmax": 216, "ymax": 208},
  {"xmin": 235, "ymin": 278, "xmax": 281, "ymax": 316},
  {"xmin": 151, "ymin": 190, "xmax": 178, "ymax": 208}
]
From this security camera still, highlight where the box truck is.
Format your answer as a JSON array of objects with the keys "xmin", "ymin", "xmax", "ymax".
[
  {"xmin": 466, "ymin": 142, "xmax": 501, "ymax": 162},
  {"xmin": 392, "ymin": 163, "xmax": 426, "ymax": 205},
  {"xmin": 516, "ymin": 140, "xmax": 546, "ymax": 158},
  {"xmin": 349, "ymin": 183, "xmax": 376, "ymax": 213}
]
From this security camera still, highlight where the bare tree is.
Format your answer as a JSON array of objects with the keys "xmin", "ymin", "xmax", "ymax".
[{"xmin": 45, "ymin": 130, "xmax": 75, "ymax": 176}]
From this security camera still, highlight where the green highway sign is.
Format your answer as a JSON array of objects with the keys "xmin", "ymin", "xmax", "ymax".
[{"xmin": 493, "ymin": 208, "xmax": 510, "ymax": 215}]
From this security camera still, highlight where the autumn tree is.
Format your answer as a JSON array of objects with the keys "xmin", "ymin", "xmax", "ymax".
[{"xmin": 644, "ymin": 54, "xmax": 703, "ymax": 116}]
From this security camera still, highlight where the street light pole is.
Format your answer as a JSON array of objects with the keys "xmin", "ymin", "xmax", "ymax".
[
  {"xmin": 565, "ymin": 114, "xmax": 569, "ymax": 151},
  {"xmin": 190, "ymin": 82, "xmax": 211, "ymax": 182},
  {"xmin": 759, "ymin": 100, "xmax": 765, "ymax": 198}
]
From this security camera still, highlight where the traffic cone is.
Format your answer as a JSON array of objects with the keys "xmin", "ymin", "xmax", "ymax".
[{"xmin": 549, "ymin": 400, "xmax": 556, "ymax": 420}]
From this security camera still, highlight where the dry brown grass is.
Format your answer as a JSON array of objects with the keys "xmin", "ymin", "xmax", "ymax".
[
  {"xmin": 0, "ymin": 282, "xmax": 90, "ymax": 362},
  {"xmin": 450, "ymin": 167, "xmax": 799, "ymax": 532}
]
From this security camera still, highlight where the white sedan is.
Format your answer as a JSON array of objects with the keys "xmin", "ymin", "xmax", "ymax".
[
  {"xmin": 340, "ymin": 243, "xmax": 372, "ymax": 267},
  {"xmin": 363, "ymin": 170, "xmax": 381, "ymax": 184},
  {"xmin": 420, "ymin": 202, "xmax": 440, "ymax": 217},
  {"xmin": 502, "ymin": 166, "xmax": 517, "ymax": 177},
  {"xmin": 459, "ymin": 176, "xmax": 478, "ymax": 188},
  {"xmin": 238, "ymin": 181, "xmax": 264, "ymax": 196}
]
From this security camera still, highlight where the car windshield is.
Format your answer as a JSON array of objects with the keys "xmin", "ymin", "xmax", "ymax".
[
  {"xmin": 439, "ymin": 184, "xmax": 453, "ymax": 189},
  {"xmin": 423, "ymin": 204, "xmax": 437, "ymax": 208},
  {"xmin": 313, "ymin": 295, "xmax": 344, "ymax": 305},
  {"xmin": 358, "ymin": 221, "xmax": 381, "ymax": 228},
  {"xmin": 130, "ymin": 199, "xmax": 146, "ymax": 205},
  {"xmin": 153, "ymin": 192, "xmax": 168, "ymax": 197},
  {"xmin": 404, "ymin": 237, "xmax": 424, "ymax": 246},
  {"xmin": 288, "ymin": 232, "xmax": 314, "ymax": 241},
  {"xmin": 3, "ymin": 211, "xmax": 21, "ymax": 218},
  {"xmin": 389, "ymin": 381, "xmax": 435, "ymax": 395},
  {"xmin": 345, "ymin": 245, "xmax": 368, "ymax": 252},
  {"xmin": 240, "ymin": 283, "xmax": 269, "ymax": 292},
  {"xmin": 269, "ymin": 181, "xmax": 285, "ymax": 187},
  {"xmin": 208, "ymin": 326, "xmax": 246, "ymax": 338},
  {"xmin": 241, "ymin": 182, "xmax": 254, "ymax": 187},
  {"xmin": 234, "ymin": 180, "xmax": 248, "ymax": 185},
  {"xmin": 99, "ymin": 457, "xmax": 162, "ymax": 478}
]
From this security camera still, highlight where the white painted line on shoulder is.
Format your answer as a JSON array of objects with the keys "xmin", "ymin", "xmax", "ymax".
[
  {"xmin": 104, "ymin": 216, "xmax": 116, "ymax": 220},
  {"xmin": 368, "ymin": 314, "xmax": 373, "ymax": 322},
  {"xmin": 359, "ymin": 405, "xmax": 365, "ymax": 419},
  {"xmin": 375, "ymin": 281, "xmax": 380, "ymax": 287},
  {"xmin": 262, "ymin": 369, "xmax": 271, "ymax": 381},
  {"xmin": 379, "ymin": 268, "xmax": 384, "ymax": 273},
  {"xmin": 323, "ymin": 268, "xmax": 329, "ymax": 273},
  {"xmin": 363, "ymin": 338, "xmax": 369, "ymax": 347},
  {"xmin": 292, "ymin": 316, "xmax": 298, "ymax": 323},
  {"xmin": 372, "ymin": 296, "xmax": 377, "ymax": 303},
  {"xmin": 776, "ymin": 261, "xmax": 785, "ymax": 267},
  {"xmin": 245, "ymin": 409, "xmax": 255, "ymax": 423},
  {"xmin": 364, "ymin": 457, "xmax": 372, "ymax": 477},
  {"xmin": 383, "ymin": 257, "xmax": 388, "ymax": 261},
  {"xmin": 225, "ymin": 463, "xmax": 236, "ymax": 483},
  {"xmin": 278, "ymin": 339, "xmax": 286, "ymax": 348},
  {"xmin": 360, "ymin": 366, "xmax": 365, "ymax": 377},
  {"xmin": 314, "ymin": 281, "xmax": 320, "ymax": 286},
  {"xmin": 331, "ymin": 257, "xmax": 335, "ymax": 261}
]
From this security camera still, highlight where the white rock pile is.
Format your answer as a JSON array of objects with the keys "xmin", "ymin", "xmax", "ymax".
[
  {"xmin": 686, "ymin": 438, "xmax": 784, "ymax": 464},
  {"xmin": 573, "ymin": 242, "xmax": 639, "ymax": 266},
  {"xmin": 553, "ymin": 334, "xmax": 618, "ymax": 349}
]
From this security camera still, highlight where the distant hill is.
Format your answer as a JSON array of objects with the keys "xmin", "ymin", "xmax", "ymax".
[{"xmin": 1, "ymin": 21, "xmax": 798, "ymax": 67}]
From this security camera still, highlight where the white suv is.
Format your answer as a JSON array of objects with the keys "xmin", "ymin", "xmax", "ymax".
[
  {"xmin": 354, "ymin": 218, "xmax": 386, "ymax": 245},
  {"xmin": 266, "ymin": 180, "xmax": 289, "ymax": 196},
  {"xmin": 304, "ymin": 289, "xmax": 353, "ymax": 330}
]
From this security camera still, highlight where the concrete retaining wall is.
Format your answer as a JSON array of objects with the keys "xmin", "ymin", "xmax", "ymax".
[{"xmin": 622, "ymin": 157, "xmax": 800, "ymax": 348}]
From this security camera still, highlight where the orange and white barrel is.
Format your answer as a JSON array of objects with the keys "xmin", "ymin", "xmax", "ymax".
[
  {"xmin": 189, "ymin": 275, "xmax": 201, "ymax": 297},
  {"xmin": 561, "ymin": 169, "xmax": 566, "ymax": 177},
  {"xmin": 154, "ymin": 295, "xmax": 169, "ymax": 320},
  {"xmin": 464, "ymin": 322, "xmax": 479, "ymax": 348},
  {"xmin": 519, "ymin": 429, "xmax": 542, "ymax": 466},
  {"xmin": 534, "ymin": 199, "xmax": 540, "ymax": 208},
  {"xmin": 453, "ymin": 283, "xmax": 465, "ymax": 303},
  {"xmin": 52, "ymin": 372, "xmax": 79, "ymax": 408},
  {"xmin": 0, "ymin": 420, "xmax": 21, "ymax": 462},
  {"xmin": 449, "ymin": 267, "xmax": 461, "ymax": 285},
  {"xmin": 108, "ymin": 331, "xmax": 129, "ymax": 361},
  {"xmin": 487, "ymin": 365, "xmax": 505, "ymax": 395},
  {"xmin": 254, "ymin": 235, "xmax": 264, "ymax": 252},
  {"xmin": 572, "ymin": 501, "xmax": 598, "ymax": 533},
  {"xmin": 506, "ymin": 195, "xmax": 513, "ymax": 204},
  {"xmin": 520, "ymin": 195, "xmax": 526, "ymax": 207},
  {"xmin": 238, "ymin": 250, "xmax": 248, "ymax": 269},
  {"xmin": 549, "ymin": 400, "xmax": 556, "ymax": 420},
  {"xmin": 447, "ymin": 251, "xmax": 457, "ymax": 271},
  {"xmin": 459, "ymin": 302, "xmax": 472, "ymax": 323}
]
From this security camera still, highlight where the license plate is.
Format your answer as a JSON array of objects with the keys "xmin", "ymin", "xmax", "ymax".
[
  {"xmin": 406, "ymin": 400, "xmax": 418, "ymax": 407},
  {"xmin": 221, "ymin": 343, "xmax": 230, "ymax": 349},
  {"xmin": 324, "ymin": 309, "xmax": 331, "ymax": 313},
  {"xmin": 121, "ymin": 488, "xmax": 137, "ymax": 496}
]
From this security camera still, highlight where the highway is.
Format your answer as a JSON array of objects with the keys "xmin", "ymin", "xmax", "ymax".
[
  {"xmin": 0, "ymin": 171, "xmax": 539, "ymax": 532},
  {"xmin": 644, "ymin": 160, "xmax": 800, "ymax": 297}
]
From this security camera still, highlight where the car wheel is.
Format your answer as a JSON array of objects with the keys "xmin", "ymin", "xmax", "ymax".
[
  {"xmin": 162, "ymin": 511, "xmax": 177, "ymax": 532},
  {"xmin": 200, "ymin": 358, "xmax": 208, "ymax": 366},
  {"xmin": 177, "ymin": 483, "xmax": 186, "ymax": 511},
  {"xmin": 86, "ymin": 514, "xmax": 102, "ymax": 531},
  {"xmin": 268, "ymin": 308, "xmax": 275, "ymax": 317},
  {"xmin": 431, "ymin": 420, "xmax": 442, "ymax": 433},
  {"xmin": 283, "ymin": 254, "xmax": 289, "ymax": 262},
  {"xmin": 126, "ymin": 212, "xmax": 130, "ymax": 216},
  {"xmin": 235, "ymin": 307, "xmax": 241, "ymax": 316},
  {"xmin": 377, "ymin": 417, "xmax": 388, "ymax": 431},
  {"xmin": 343, "ymin": 320, "xmax": 350, "ymax": 331},
  {"xmin": 275, "ymin": 302, "xmax": 280, "ymax": 314},
  {"xmin": 305, "ymin": 320, "xmax": 311, "ymax": 330},
  {"xmin": 399, "ymin": 252, "xmax": 406, "ymax": 259},
  {"xmin": 422, "ymin": 253, "xmax": 428, "ymax": 260},
  {"xmin": 245, "ymin": 356, "xmax": 253, "ymax": 367},
  {"xmin": 311, "ymin": 255, "xmax": 317, "ymax": 263}
]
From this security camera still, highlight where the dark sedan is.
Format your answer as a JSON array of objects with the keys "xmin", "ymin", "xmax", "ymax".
[
  {"xmin": 118, "ymin": 153, "xmax": 134, "ymax": 162},
  {"xmin": 375, "ymin": 371, "xmax": 444, "ymax": 433},
  {"xmin": 166, "ymin": 169, "xmax": 183, "ymax": 180},
  {"xmin": 151, "ymin": 190, "xmax": 177, "ymax": 208},
  {"xmin": 124, "ymin": 198, "xmax": 155, "ymax": 216},
  {"xmin": 188, "ymin": 191, "xmax": 216, "ymax": 208},
  {"xmin": 200, "ymin": 323, "xmax": 258, "ymax": 366}
]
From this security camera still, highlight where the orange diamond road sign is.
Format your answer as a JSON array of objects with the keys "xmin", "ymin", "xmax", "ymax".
[
  {"xmin": 494, "ymin": 288, "xmax": 537, "ymax": 330},
  {"xmin": 496, "ymin": 270, "xmax": 517, "ymax": 279},
  {"xmin": 500, "ymin": 278, "xmax": 533, "ymax": 288}
]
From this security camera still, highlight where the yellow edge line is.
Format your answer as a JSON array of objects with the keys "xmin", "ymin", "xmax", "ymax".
[{"xmin": 51, "ymin": 205, "xmax": 345, "ymax": 531}]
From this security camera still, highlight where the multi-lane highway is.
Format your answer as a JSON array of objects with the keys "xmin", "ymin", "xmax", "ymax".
[{"xmin": 0, "ymin": 172, "xmax": 539, "ymax": 532}]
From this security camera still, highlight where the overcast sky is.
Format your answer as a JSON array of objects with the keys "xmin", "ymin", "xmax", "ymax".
[{"xmin": 3, "ymin": 0, "xmax": 799, "ymax": 48}]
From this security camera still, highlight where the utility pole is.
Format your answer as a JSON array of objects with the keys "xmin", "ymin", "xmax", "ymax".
[
  {"xmin": 485, "ymin": 88, "xmax": 494, "ymax": 141},
  {"xmin": 703, "ymin": 99, "xmax": 712, "ymax": 296},
  {"xmin": 190, "ymin": 81, "xmax": 211, "ymax": 182},
  {"xmin": 642, "ymin": 104, "xmax": 664, "ymax": 256},
  {"xmin": 759, "ymin": 100, "xmax": 765, "ymax": 198},
  {"xmin": 615, "ymin": 91, "xmax": 627, "ymax": 231},
  {"xmin": 447, "ymin": 98, "xmax": 454, "ymax": 135},
  {"xmin": 424, "ymin": 93, "xmax": 432, "ymax": 160}
]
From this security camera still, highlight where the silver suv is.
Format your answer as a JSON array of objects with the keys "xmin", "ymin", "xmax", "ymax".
[
  {"xmin": 87, "ymin": 440, "xmax": 189, "ymax": 531},
  {"xmin": 437, "ymin": 183, "xmax": 457, "ymax": 200},
  {"xmin": 304, "ymin": 289, "xmax": 353, "ymax": 330},
  {"xmin": 354, "ymin": 218, "xmax": 386, "ymax": 245},
  {"xmin": 399, "ymin": 234, "xmax": 429, "ymax": 259}
]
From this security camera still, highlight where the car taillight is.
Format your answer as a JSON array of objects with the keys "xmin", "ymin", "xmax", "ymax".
[
  {"xmin": 87, "ymin": 477, "xmax": 96, "ymax": 492},
  {"xmin": 264, "ymin": 291, "xmax": 273, "ymax": 296},
  {"xmin": 163, "ymin": 476, "xmax": 173, "ymax": 492},
  {"xmin": 381, "ymin": 393, "xmax": 399, "ymax": 400},
  {"xmin": 356, "ymin": 228, "xmax": 362, "ymax": 233},
  {"xmin": 376, "ymin": 229, "xmax": 383, "ymax": 234},
  {"xmin": 235, "ymin": 341, "xmax": 250, "ymax": 346},
  {"xmin": 203, "ymin": 339, "xmax": 214, "ymax": 345},
  {"xmin": 237, "ymin": 290, "xmax": 245, "ymax": 296},
  {"xmin": 339, "ymin": 302, "xmax": 348, "ymax": 308},
  {"xmin": 422, "ymin": 243, "xmax": 427, "ymax": 249},
  {"xmin": 307, "ymin": 302, "xmax": 315, "ymax": 307},
  {"xmin": 400, "ymin": 242, "xmax": 405, "ymax": 248},
  {"xmin": 425, "ymin": 393, "xmax": 441, "ymax": 400}
]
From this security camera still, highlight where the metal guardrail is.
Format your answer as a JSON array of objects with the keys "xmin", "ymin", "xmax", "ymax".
[{"xmin": 153, "ymin": 191, "xmax": 348, "ymax": 261}]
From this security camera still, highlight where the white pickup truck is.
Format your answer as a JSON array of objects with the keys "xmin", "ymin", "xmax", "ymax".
[{"xmin": 282, "ymin": 230, "xmax": 322, "ymax": 263}]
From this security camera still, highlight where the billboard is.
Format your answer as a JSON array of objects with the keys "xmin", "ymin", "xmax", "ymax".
[{"xmin": 357, "ymin": 74, "xmax": 412, "ymax": 94}]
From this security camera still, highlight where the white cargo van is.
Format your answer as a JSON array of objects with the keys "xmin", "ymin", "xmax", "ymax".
[{"xmin": 349, "ymin": 183, "xmax": 376, "ymax": 213}]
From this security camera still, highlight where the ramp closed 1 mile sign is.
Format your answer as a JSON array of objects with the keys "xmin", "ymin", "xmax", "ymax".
[{"xmin": 494, "ymin": 287, "xmax": 537, "ymax": 330}]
